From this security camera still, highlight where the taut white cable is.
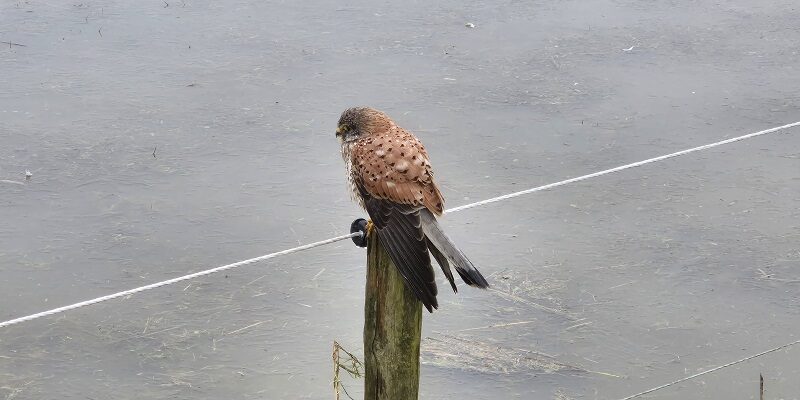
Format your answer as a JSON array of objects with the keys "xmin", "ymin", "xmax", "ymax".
[
  {"xmin": 617, "ymin": 339, "xmax": 800, "ymax": 400},
  {"xmin": 446, "ymin": 120, "xmax": 800, "ymax": 213},
  {"xmin": 0, "ymin": 232, "xmax": 360, "ymax": 329},
  {"xmin": 1, "ymin": 120, "xmax": 797, "ymax": 329}
]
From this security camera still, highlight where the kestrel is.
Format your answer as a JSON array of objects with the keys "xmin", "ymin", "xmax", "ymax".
[{"xmin": 336, "ymin": 107, "xmax": 489, "ymax": 312}]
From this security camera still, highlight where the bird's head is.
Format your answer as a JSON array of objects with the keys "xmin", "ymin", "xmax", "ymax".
[{"xmin": 336, "ymin": 107, "xmax": 393, "ymax": 144}]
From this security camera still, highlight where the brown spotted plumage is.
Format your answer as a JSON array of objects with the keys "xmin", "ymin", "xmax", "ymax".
[{"xmin": 336, "ymin": 107, "xmax": 488, "ymax": 312}]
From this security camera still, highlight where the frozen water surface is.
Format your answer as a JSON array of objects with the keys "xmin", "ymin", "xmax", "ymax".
[{"xmin": 1, "ymin": 1, "xmax": 798, "ymax": 399}]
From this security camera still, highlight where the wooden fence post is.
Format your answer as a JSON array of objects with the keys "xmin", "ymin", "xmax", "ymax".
[{"xmin": 363, "ymin": 231, "xmax": 423, "ymax": 400}]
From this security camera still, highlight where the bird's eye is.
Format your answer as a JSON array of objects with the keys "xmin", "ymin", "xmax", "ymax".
[{"xmin": 337, "ymin": 124, "xmax": 349, "ymax": 135}]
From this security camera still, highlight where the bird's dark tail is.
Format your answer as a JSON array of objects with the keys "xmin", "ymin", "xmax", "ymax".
[{"xmin": 420, "ymin": 209, "xmax": 489, "ymax": 289}]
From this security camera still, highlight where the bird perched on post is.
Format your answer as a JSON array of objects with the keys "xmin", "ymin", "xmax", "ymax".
[{"xmin": 336, "ymin": 107, "xmax": 489, "ymax": 312}]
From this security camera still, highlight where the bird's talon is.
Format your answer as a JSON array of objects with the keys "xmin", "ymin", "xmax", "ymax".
[{"xmin": 365, "ymin": 219, "xmax": 374, "ymax": 237}]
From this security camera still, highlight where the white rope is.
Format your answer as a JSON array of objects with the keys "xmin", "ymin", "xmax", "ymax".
[
  {"xmin": 446, "ymin": 120, "xmax": 800, "ymax": 213},
  {"xmin": 1, "ymin": 120, "xmax": 798, "ymax": 329},
  {"xmin": 618, "ymin": 339, "xmax": 800, "ymax": 400},
  {"xmin": 0, "ymin": 232, "xmax": 361, "ymax": 329}
]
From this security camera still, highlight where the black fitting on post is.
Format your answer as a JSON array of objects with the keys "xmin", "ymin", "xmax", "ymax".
[{"xmin": 350, "ymin": 218, "xmax": 368, "ymax": 248}]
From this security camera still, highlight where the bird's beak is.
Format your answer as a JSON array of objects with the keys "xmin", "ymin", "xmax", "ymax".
[{"xmin": 336, "ymin": 125, "xmax": 344, "ymax": 143}]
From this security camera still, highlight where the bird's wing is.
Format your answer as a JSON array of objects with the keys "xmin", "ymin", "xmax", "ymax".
[
  {"xmin": 351, "ymin": 126, "xmax": 445, "ymax": 215},
  {"xmin": 360, "ymin": 186, "xmax": 438, "ymax": 312},
  {"xmin": 351, "ymin": 126, "xmax": 451, "ymax": 311}
]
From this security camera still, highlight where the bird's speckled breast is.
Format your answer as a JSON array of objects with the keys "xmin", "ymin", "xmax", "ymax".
[{"xmin": 341, "ymin": 141, "xmax": 365, "ymax": 209}]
